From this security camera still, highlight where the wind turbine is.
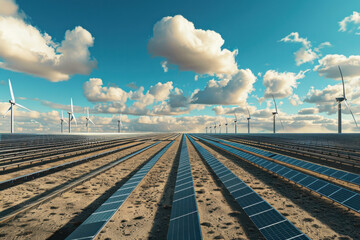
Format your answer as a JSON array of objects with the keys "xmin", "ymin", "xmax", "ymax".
[
  {"xmin": 3, "ymin": 79, "xmax": 31, "ymax": 133},
  {"xmin": 336, "ymin": 66, "xmax": 358, "ymax": 133},
  {"xmin": 234, "ymin": 113, "xmax": 238, "ymax": 134},
  {"xmin": 68, "ymin": 98, "xmax": 77, "ymax": 133},
  {"xmin": 218, "ymin": 122, "xmax": 221, "ymax": 134},
  {"xmin": 85, "ymin": 107, "xmax": 95, "ymax": 133},
  {"xmin": 209, "ymin": 125, "xmax": 212, "ymax": 133},
  {"xmin": 246, "ymin": 107, "xmax": 251, "ymax": 134},
  {"xmin": 271, "ymin": 95, "xmax": 284, "ymax": 134},
  {"xmin": 225, "ymin": 118, "xmax": 228, "ymax": 134},
  {"xmin": 205, "ymin": 126, "xmax": 208, "ymax": 134},
  {"xmin": 214, "ymin": 122, "xmax": 217, "ymax": 134},
  {"xmin": 117, "ymin": 114, "xmax": 122, "ymax": 133},
  {"xmin": 60, "ymin": 111, "xmax": 67, "ymax": 133}
]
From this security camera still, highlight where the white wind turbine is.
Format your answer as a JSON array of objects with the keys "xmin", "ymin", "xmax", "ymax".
[
  {"xmin": 234, "ymin": 113, "xmax": 238, "ymax": 134},
  {"xmin": 68, "ymin": 98, "xmax": 77, "ymax": 133},
  {"xmin": 214, "ymin": 122, "xmax": 217, "ymax": 134},
  {"xmin": 271, "ymin": 95, "xmax": 284, "ymax": 134},
  {"xmin": 218, "ymin": 122, "xmax": 221, "ymax": 134},
  {"xmin": 85, "ymin": 107, "xmax": 95, "ymax": 133},
  {"xmin": 225, "ymin": 118, "xmax": 228, "ymax": 134},
  {"xmin": 117, "ymin": 114, "xmax": 122, "ymax": 133},
  {"xmin": 3, "ymin": 79, "xmax": 31, "ymax": 133},
  {"xmin": 205, "ymin": 126, "xmax": 208, "ymax": 134},
  {"xmin": 209, "ymin": 125, "xmax": 212, "ymax": 133},
  {"xmin": 336, "ymin": 66, "xmax": 358, "ymax": 133},
  {"xmin": 246, "ymin": 107, "xmax": 251, "ymax": 134},
  {"xmin": 60, "ymin": 111, "xmax": 67, "ymax": 133}
]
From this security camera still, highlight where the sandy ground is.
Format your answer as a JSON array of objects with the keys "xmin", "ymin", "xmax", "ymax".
[
  {"xmin": 197, "ymin": 139, "xmax": 360, "ymax": 240},
  {"xmin": 187, "ymin": 137, "xmax": 264, "ymax": 240},
  {"xmin": 0, "ymin": 142, "xmax": 154, "ymax": 212},
  {"xmin": 97, "ymin": 137, "xmax": 181, "ymax": 240},
  {"xmin": 0, "ymin": 141, "xmax": 168, "ymax": 239},
  {"xmin": 0, "ymin": 141, "xmax": 137, "ymax": 182}
]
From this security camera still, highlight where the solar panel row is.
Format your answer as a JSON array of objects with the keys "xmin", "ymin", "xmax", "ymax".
[
  {"xmin": 66, "ymin": 140, "xmax": 173, "ymax": 240},
  {"xmin": 194, "ymin": 135, "xmax": 360, "ymax": 213},
  {"xmin": 188, "ymin": 135, "xmax": 309, "ymax": 240},
  {"xmin": 202, "ymin": 135, "xmax": 360, "ymax": 187},
  {"xmin": 167, "ymin": 135, "xmax": 202, "ymax": 240}
]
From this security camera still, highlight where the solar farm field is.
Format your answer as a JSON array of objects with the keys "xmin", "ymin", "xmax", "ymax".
[{"xmin": 0, "ymin": 133, "xmax": 359, "ymax": 240}]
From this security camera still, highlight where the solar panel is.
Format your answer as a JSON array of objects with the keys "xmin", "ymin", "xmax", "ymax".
[
  {"xmin": 66, "ymin": 140, "xmax": 174, "ymax": 240},
  {"xmin": 201, "ymin": 135, "xmax": 360, "ymax": 187},
  {"xmin": 188, "ymin": 135, "xmax": 309, "ymax": 240},
  {"xmin": 167, "ymin": 135, "xmax": 202, "ymax": 240},
  {"xmin": 194, "ymin": 135, "xmax": 360, "ymax": 214}
]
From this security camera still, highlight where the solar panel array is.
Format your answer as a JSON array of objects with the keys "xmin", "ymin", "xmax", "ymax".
[
  {"xmin": 167, "ymin": 135, "xmax": 202, "ymax": 240},
  {"xmin": 66, "ymin": 140, "xmax": 173, "ymax": 240},
  {"xmin": 202, "ymin": 135, "xmax": 360, "ymax": 187},
  {"xmin": 194, "ymin": 135, "xmax": 360, "ymax": 213},
  {"xmin": 188, "ymin": 135, "xmax": 309, "ymax": 240}
]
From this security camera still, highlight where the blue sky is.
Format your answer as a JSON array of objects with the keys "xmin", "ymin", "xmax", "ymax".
[{"xmin": 1, "ymin": 0, "xmax": 360, "ymax": 133}]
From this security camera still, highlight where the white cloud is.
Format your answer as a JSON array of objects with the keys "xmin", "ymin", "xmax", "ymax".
[
  {"xmin": 280, "ymin": 32, "xmax": 330, "ymax": 66},
  {"xmin": 148, "ymin": 15, "xmax": 238, "ymax": 76},
  {"xmin": 289, "ymin": 94, "xmax": 303, "ymax": 106},
  {"xmin": 298, "ymin": 107, "xmax": 319, "ymax": 115},
  {"xmin": 161, "ymin": 60, "xmax": 168, "ymax": 72},
  {"xmin": 83, "ymin": 78, "xmax": 129, "ymax": 103},
  {"xmin": 339, "ymin": 11, "xmax": 360, "ymax": 32},
  {"xmin": 149, "ymin": 81, "xmax": 173, "ymax": 101},
  {"xmin": 191, "ymin": 69, "xmax": 256, "ymax": 105},
  {"xmin": 314, "ymin": 54, "xmax": 360, "ymax": 80},
  {"xmin": 0, "ymin": 1, "xmax": 96, "ymax": 81},
  {"xmin": 263, "ymin": 69, "xmax": 308, "ymax": 98}
]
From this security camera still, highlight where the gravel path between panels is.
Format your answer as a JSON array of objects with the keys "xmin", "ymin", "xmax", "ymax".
[
  {"xmin": 186, "ymin": 137, "xmax": 265, "ymax": 240},
  {"xmin": 197, "ymin": 139, "xmax": 360, "ymax": 240},
  {"xmin": 0, "ymin": 142, "xmax": 165, "ymax": 240},
  {"xmin": 96, "ymin": 137, "xmax": 181, "ymax": 240}
]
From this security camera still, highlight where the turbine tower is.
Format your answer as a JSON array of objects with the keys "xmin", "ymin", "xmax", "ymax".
[
  {"xmin": 3, "ymin": 79, "xmax": 31, "ymax": 133},
  {"xmin": 271, "ymin": 95, "xmax": 284, "ymax": 133},
  {"xmin": 336, "ymin": 66, "xmax": 358, "ymax": 133},
  {"xmin": 60, "ymin": 111, "xmax": 67, "ymax": 133},
  {"xmin": 68, "ymin": 98, "xmax": 77, "ymax": 133},
  {"xmin": 246, "ymin": 107, "xmax": 251, "ymax": 134},
  {"xmin": 214, "ymin": 122, "xmax": 217, "ymax": 134},
  {"xmin": 85, "ymin": 107, "xmax": 95, "ymax": 133},
  {"xmin": 234, "ymin": 113, "xmax": 238, "ymax": 134},
  {"xmin": 117, "ymin": 114, "xmax": 122, "ymax": 133},
  {"xmin": 218, "ymin": 122, "xmax": 221, "ymax": 134},
  {"xmin": 209, "ymin": 126, "xmax": 212, "ymax": 134},
  {"xmin": 205, "ymin": 126, "xmax": 208, "ymax": 134},
  {"xmin": 225, "ymin": 118, "xmax": 228, "ymax": 134}
]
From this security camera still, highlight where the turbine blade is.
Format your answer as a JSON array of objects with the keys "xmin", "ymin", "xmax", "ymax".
[
  {"xmin": 89, "ymin": 118, "xmax": 95, "ymax": 125},
  {"xmin": 61, "ymin": 111, "xmax": 64, "ymax": 120},
  {"xmin": 344, "ymin": 100, "xmax": 358, "ymax": 127},
  {"xmin": 3, "ymin": 105, "xmax": 12, "ymax": 117},
  {"xmin": 8, "ymin": 79, "xmax": 15, "ymax": 102},
  {"xmin": 234, "ymin": 113, "xmax": 237, "ymax": 121},
  {"xmin": 72, "ymin": 113, "xmax": 77, "ymax": 125},
  {"xmin": 71, "ymin": 98, "xmax": 74, "ymax": 113},
  {"xmin": 272, "ymin": 95, "xmax": 278, "ymax": 113},
  {"xmin": 15, "ymin": 103, "xmax": 31, "ymax": 111},
  {"xmin": 338, "ymin": 66, "xmax": 346, "ymax": 98},
  {"xmin": 246, "ymin": 106, "xmax": 251, "ymax": 118},
  {"xmin": 277, "ymin": 115, "xmax": 285, "ymax": 130},
  {"xmin": 87, "ymin": 107, "xmax": 89, "ymax": 118}
]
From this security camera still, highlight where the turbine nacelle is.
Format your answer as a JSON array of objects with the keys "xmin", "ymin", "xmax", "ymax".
[{"xmin": 336, "ymin": 97, "xmax": 345, "ymax": 102}]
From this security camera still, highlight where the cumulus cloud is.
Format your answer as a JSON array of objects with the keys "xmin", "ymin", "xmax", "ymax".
[
  {"xmin": 289, "ymin": 94, "xmax": 303, "ymax": 106},
  {"xmin": 263, "ymin": 69, "xmax": 308, "ymax": 98},
  {"xmin": 149, "ymin": 81, "xmax": 173, "ymax": 101},
  {"xmin": 314, "ymin": 54, "xmax": 360, "ymax": 80},
  {"xmin": 298, "ymin": 107, "xmax": 319, "ymax": 115},
  {"xmin": 148, "ymin": 15, "xmax": 238, "ymax": 76},
  {"xmin": 339, "ymin": 11, "xmax": 360, "ymax": 33},
  {"xmin": 280, "ymin": 32, "xmax": 330, "ymax": 66},
  {"xmin": 0, "ymin": 0, "xmax": 96, "ymax": 81},
  {"xmin": 161, "ymin": 61, "xmax": 168, "ymax": 72},
  {"xmin": 83, "ymin": 78, "xmax": 129, "ymax": 103},
  {"xmin": 191, "ymin": 69, "xmax": 256, "ymax": 105}
]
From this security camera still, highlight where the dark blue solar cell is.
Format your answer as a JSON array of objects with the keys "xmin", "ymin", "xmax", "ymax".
[
  {"xmin": 283, "ymin": 170, "xmax": 297, "ymax": 179},
  {"xmin": 243, "ymin": 201, "xmax": 270, "ymax": 216},
  {"xmin": 277, "ymin": 167, "xmax": 292, "ymax": 176},
  {"xmin": 261, "ymin": 220, "xmax": 306, "ymax": 240},
  {"xmin": 307, "ymin": 180, "xmax": 327, "ymax": 191},
  {"xmin": 342, "ymin": 194, "xmax": 360, "ymax": 211},
  {"xmin": 66, "ymin": 221, "xmax": 107, "ymax": 240},
  {"xmin": 352, "ymin": 177, "xmax": 360, "ymax": 185},
  {"xmin": 232, "ymin": 186, "xmax": 252, "ymax": 199},
  {"xmin": 323, "ymin": 168, "xmax": 337, "ymax": 176},
  {"xmin": 237, "ymin": 192, "xmax": 263, "ymax": 208},
  {"xmin": 173, "ymin": 187, "xmax": 194, "ymax": 200},
  {"xmin": 329, "ymin": 188, "xmax": 355, "ymax": 203},
  {"xmin": 251, "ymin": 209, "xmax": 284, "ymax": 229},
  {"xmin": 224, "ymin": 178, "xmax": 243, "ymax": 189},
  {"xmin": 298, "ymin": 176, "xmax": 317, "ymax": 187},
  {"xmin": 220, "ymin": 173, "xmax": 236, "ymax": 182},
  {"xmin": 290, "ymin": 173, "xmax": 307, "ymax": 182},
  {"xmin": 314, "ymin": 166, "xmax": 328, "ymax": 174},
  {"xmin": 340, "ymin": 173, "xmax": 359, "ymax": 182},
  {"xmin": 330, "ymin": 171, "xmax": 347, "ymax": 179},
  {"xmin": 318, "ymin": 184, "xmax": 341, "ymax": 196},
  {"xmin": 307, "ymin": 164, "xmax": 319, "ymax": 171}
]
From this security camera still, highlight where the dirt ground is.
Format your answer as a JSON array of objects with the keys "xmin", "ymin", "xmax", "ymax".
[
  {"xmin": 196, "ymin": 139, "xmax": 360, "ymax": 240},
  {"xmin": 0, "ymin": 141, "xmax": 167, "ymax": 239},
  {"xmin": 97, "ymin": 137, "xmax": 181, "ymax": 240}
]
